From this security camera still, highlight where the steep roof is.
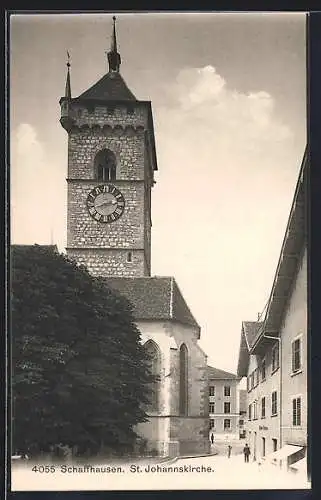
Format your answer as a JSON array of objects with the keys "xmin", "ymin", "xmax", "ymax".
[
  {"xmin": 251, "ymin": 148, "xmax": 308, "ymax": 354},
  {"xmin": 243, "ymin": 321, "xmax": 263, "ymax": 349},
  {"xmin": 207, "ymin": 365, "xmax": 240, "ymax": 380},
  {"xmin": 104, "ymin": 276, "xmax": 200, "ymax": 335},
  {"xmin": 237, "ymin": 321, "xmax": 262, "ymax": 377},
  {"xmin": 78, "ymin": 72, "xmax": 137, "ymax": 101}
]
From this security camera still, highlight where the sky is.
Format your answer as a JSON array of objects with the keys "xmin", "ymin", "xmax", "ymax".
[{"xmin": 10, "ymin": 12, "xmax": 306, "ymax": 374}]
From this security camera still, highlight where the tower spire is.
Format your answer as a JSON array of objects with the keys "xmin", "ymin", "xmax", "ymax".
[
  {"xmin": 107, "ymin": 16, "xmax": 121, "ymax": 72},
  {"xmin": 65, "ymin": 50, "xmax": 71, "ymax": 99}
]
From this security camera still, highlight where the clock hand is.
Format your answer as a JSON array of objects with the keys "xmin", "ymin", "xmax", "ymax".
[{"xmin": 95, "ymin": 200, "xmax": 117, "ymax": 208}]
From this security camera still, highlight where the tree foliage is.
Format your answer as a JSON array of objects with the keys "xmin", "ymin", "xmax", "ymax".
[{"xmin": 11, "ymin": 245, "xmax": 153, "ymax": 456}]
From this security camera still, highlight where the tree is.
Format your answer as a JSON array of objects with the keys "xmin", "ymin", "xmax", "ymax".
[{"xmin": 11, "ymin": 245, "xmax": 153, "ymax": 456}]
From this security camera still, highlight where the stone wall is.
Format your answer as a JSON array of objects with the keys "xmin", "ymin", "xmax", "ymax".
[
  {"xmin": 67, "ymin": 248, "xmax": 147, "ymax": 277},
  {"xmin": 136, "ymin": 320, "xmax": 210, "ymax": 457},
  {"xmin": 67, "ymin": 128, "xmax": 145, "ymax": 180},
  {"xmin": 65, "ymin": 103, "xmax": 153, "ymax": 276},
  {"xmin": 69, "ymin": 103, "xmax": 148, "ymax": 131},
  {"xmin": 67, "ymin": 182, "xmax": 144, "ymax": 247}
]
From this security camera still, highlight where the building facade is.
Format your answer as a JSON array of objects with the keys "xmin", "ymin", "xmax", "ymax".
[
  {"xmin": 238, "ymin": 389, "xmax": 247, "ymax": 439},
  {"xmin": 207, "ymin": 366, "xmax": 241, "ymax": 441},
  {"xmin": 59, "ymin": 17, "xmax": 210, "ymax": 457},
  {"xmin": 237, "ymin": 150, "xmax": 308, "ymax": 472}
]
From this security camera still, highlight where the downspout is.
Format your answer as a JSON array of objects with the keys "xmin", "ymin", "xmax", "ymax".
[{"xmin": 262, "ymin": 334, "xmax": 282, "ymax": 455}]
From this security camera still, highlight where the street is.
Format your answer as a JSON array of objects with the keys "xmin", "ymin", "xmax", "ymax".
[
  {"xmin": 169, "ymin": 452, "xmax": 310, "ymax": 489},
  {"xmin": 11, "ymin": 450, "xmax": 310, "ymax": 491}
]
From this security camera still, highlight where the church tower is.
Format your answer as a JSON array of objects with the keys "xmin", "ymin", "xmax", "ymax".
[
  {"xmin": 59, "ymin": 17, "xmax": 210, "ymax": 458},
  {"xmin": 60, "ymin": 17, "xmax": 157, "ymax": 277}
]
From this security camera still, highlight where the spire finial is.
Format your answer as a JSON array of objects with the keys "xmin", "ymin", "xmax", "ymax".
[
  {"xmin": 107, "ymin": 15, "xmax": 121, "ymax": 72},
  {"xmin": 65, "ymin": 50, "xmax": 71, "ymax": 99}
]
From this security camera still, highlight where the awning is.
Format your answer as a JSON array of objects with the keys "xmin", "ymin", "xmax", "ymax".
[
  {"xmin": 290, "ymin": 457, "xmax": 307, "ymax": 472},
  {"xmin": 266, "ymin": 444, "xmax": 303, "ymax": 461}
]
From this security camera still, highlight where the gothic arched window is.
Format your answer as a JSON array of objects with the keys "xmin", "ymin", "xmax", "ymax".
[
  {"xmin": 144, "ymin": 340, "xmax": 161, "ymax": 413},
  {"xmin": 94, "ymin": 149, "xmax": 117, "ymax": 182},
  {"xmin": 179, "ymin": 344, "xmax": 188, "ymax": 416}
]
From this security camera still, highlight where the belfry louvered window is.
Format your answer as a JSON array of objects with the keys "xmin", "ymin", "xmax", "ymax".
[{"xmin": 94, "ymin": 149, "xmax": 117, "ymax": 182}]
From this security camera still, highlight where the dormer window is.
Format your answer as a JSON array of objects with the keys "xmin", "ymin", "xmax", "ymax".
[{"xmin": 94, "ymin": 149, "xmax": 117, "ymax": 181}]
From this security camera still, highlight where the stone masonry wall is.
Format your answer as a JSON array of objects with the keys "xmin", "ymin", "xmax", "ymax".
[
  {"xmin": 135, "ymin": 321, "xmax": 210, "ymax": 457},
  {"xmin": 70, "ymin": 103, "xmax": 148, "ymax": 132},
  {"xmin": 67, "ymin": 181, "xmax": 145, "ymax": 248},
  {"xmin": 66, "ymin": 103, "xmax": 153, "ymax": 276},
  {"xmin": 67, "ymin": 248, "xmax": 147, "ymax": 278},
  {"xmin": 68, "ymin": 128, "xmax": 145, "ymax": 180}
]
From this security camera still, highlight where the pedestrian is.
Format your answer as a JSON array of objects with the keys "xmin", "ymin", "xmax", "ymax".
[
  {"xmin": 243, "ymin": 443, "xmax": 251, "ymax": 463},
  {"xmin": 210, "ymin": 433, "xmax": 214, "ymax": 445},
  {"xmin": 227, "ymin": 445, "xmax": 232, "ymax": 458}
]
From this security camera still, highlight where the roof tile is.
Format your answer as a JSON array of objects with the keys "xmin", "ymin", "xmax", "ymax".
[
  {"xmin": 104, "ymin": 277, "xmax": 200, "ymax": 331},
  {"xmin": 207, "ymin": 365, "xmax": 239, "ymax": 380},
  {"xmin": 242, "ymin": 321, "xmax": 263, "ymax": 349},
  {"xmin": 78, "ymin": 72, "xmax": 136, "ymax": 101}
]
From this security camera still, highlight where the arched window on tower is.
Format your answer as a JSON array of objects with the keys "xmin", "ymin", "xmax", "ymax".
[
  {"xmin": 179, "ymin": 344, "xmax": 188, "ymax": 416},
  {"xmin": 94, "ymin": 149, "xmax": 117, "ymax": 182},
  {"xmin": 144, "ymin": 340, "xmax": 161, "ymax": 413}
]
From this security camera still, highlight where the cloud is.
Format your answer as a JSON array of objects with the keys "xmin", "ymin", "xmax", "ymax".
[{"xmin": 151, "ymin": 65, "xmax": 303, "ymax": 371}]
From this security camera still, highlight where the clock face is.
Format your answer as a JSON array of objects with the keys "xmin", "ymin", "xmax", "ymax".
[{"xmin": 86, "ymin": 184, "xmax": 125, "ymax": 223}]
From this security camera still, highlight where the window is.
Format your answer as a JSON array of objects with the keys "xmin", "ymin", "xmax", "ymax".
[
  {"xmin": 239, "ymin": 419, "xmax": 244, "ymax": 426},
  {"xmin": 261, "ymin": 359, "xmax": 266, "ymax": 381},
  {"xmin": 247, "ymin": 376, "xmax": 250, "ymax": 392},
  {"xmin": 107, "ymin": 106, "xmax": 115, "ymax": 115},
  {"xmin": 95, "ymin": 149, "xmax": 117, "ymax": 182},
  {"xmin": 209, "ymin": 419, "xmax": 215, "ymax": 429},
  {"xmin": 254, "ymin": 368, "xmax": 259, "ymax": 387},
  {"xmin": 272, "ymin": 343, "xmax": 279, "ymax": 372},
  {"xmin": 261, "ymin": 397, "xmax": 266, "ymax": 419},
  {"xmin": 179, "ymin": 344, "xmax": 188, "ymax": 416},
  {"xmin": 250, "ymin": 372, "xmax": 254, "ymax": 389},
  {"xmin": 209, "ymin": 403, "xmax": 215, "ymax": 414},
  {"xmin": 271, "ymin": 391, "xmax": 278, "ymax": 416},
  {"xmin": 272, "ymin": 438, "xmax": 277, "ymax": 452},
  {"xmin": 262, "ymin": 437, "xmax": 266, "ymax": 457},
  {"xmin": 209, "ymin": 386, "xmax": 215, "ymax": 396},
  {"xmin": 292, "ymin": 338, "xmax": 302, "ymax": 373},
  {"xmin": 292, "ymin": 397, "xmax": 302, "ymax": 426},
  {"xmin": 224, "ymin": 419, "xmax": 231, "ymax": 430},
  {"xmin": 224, "ymin": 402, "xmax": 231, "ymax": 414},
  {"xmin": 144, "ymin": 340, "xmax": 161, "ymax": 412},
  {"xmin": 253, "ymin": 400, "xmax": 258, "ymax": 420},
  {"xmin": 248, "ymin": 404, "xmax": 252, "ymax": 420},
  {"xmin": 126, "ymin": 252, "xmax": 132, "ymax": 263},
  {"xmin": 224, "ymin": 386, "xmax": 231, "ymax": 397}
]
